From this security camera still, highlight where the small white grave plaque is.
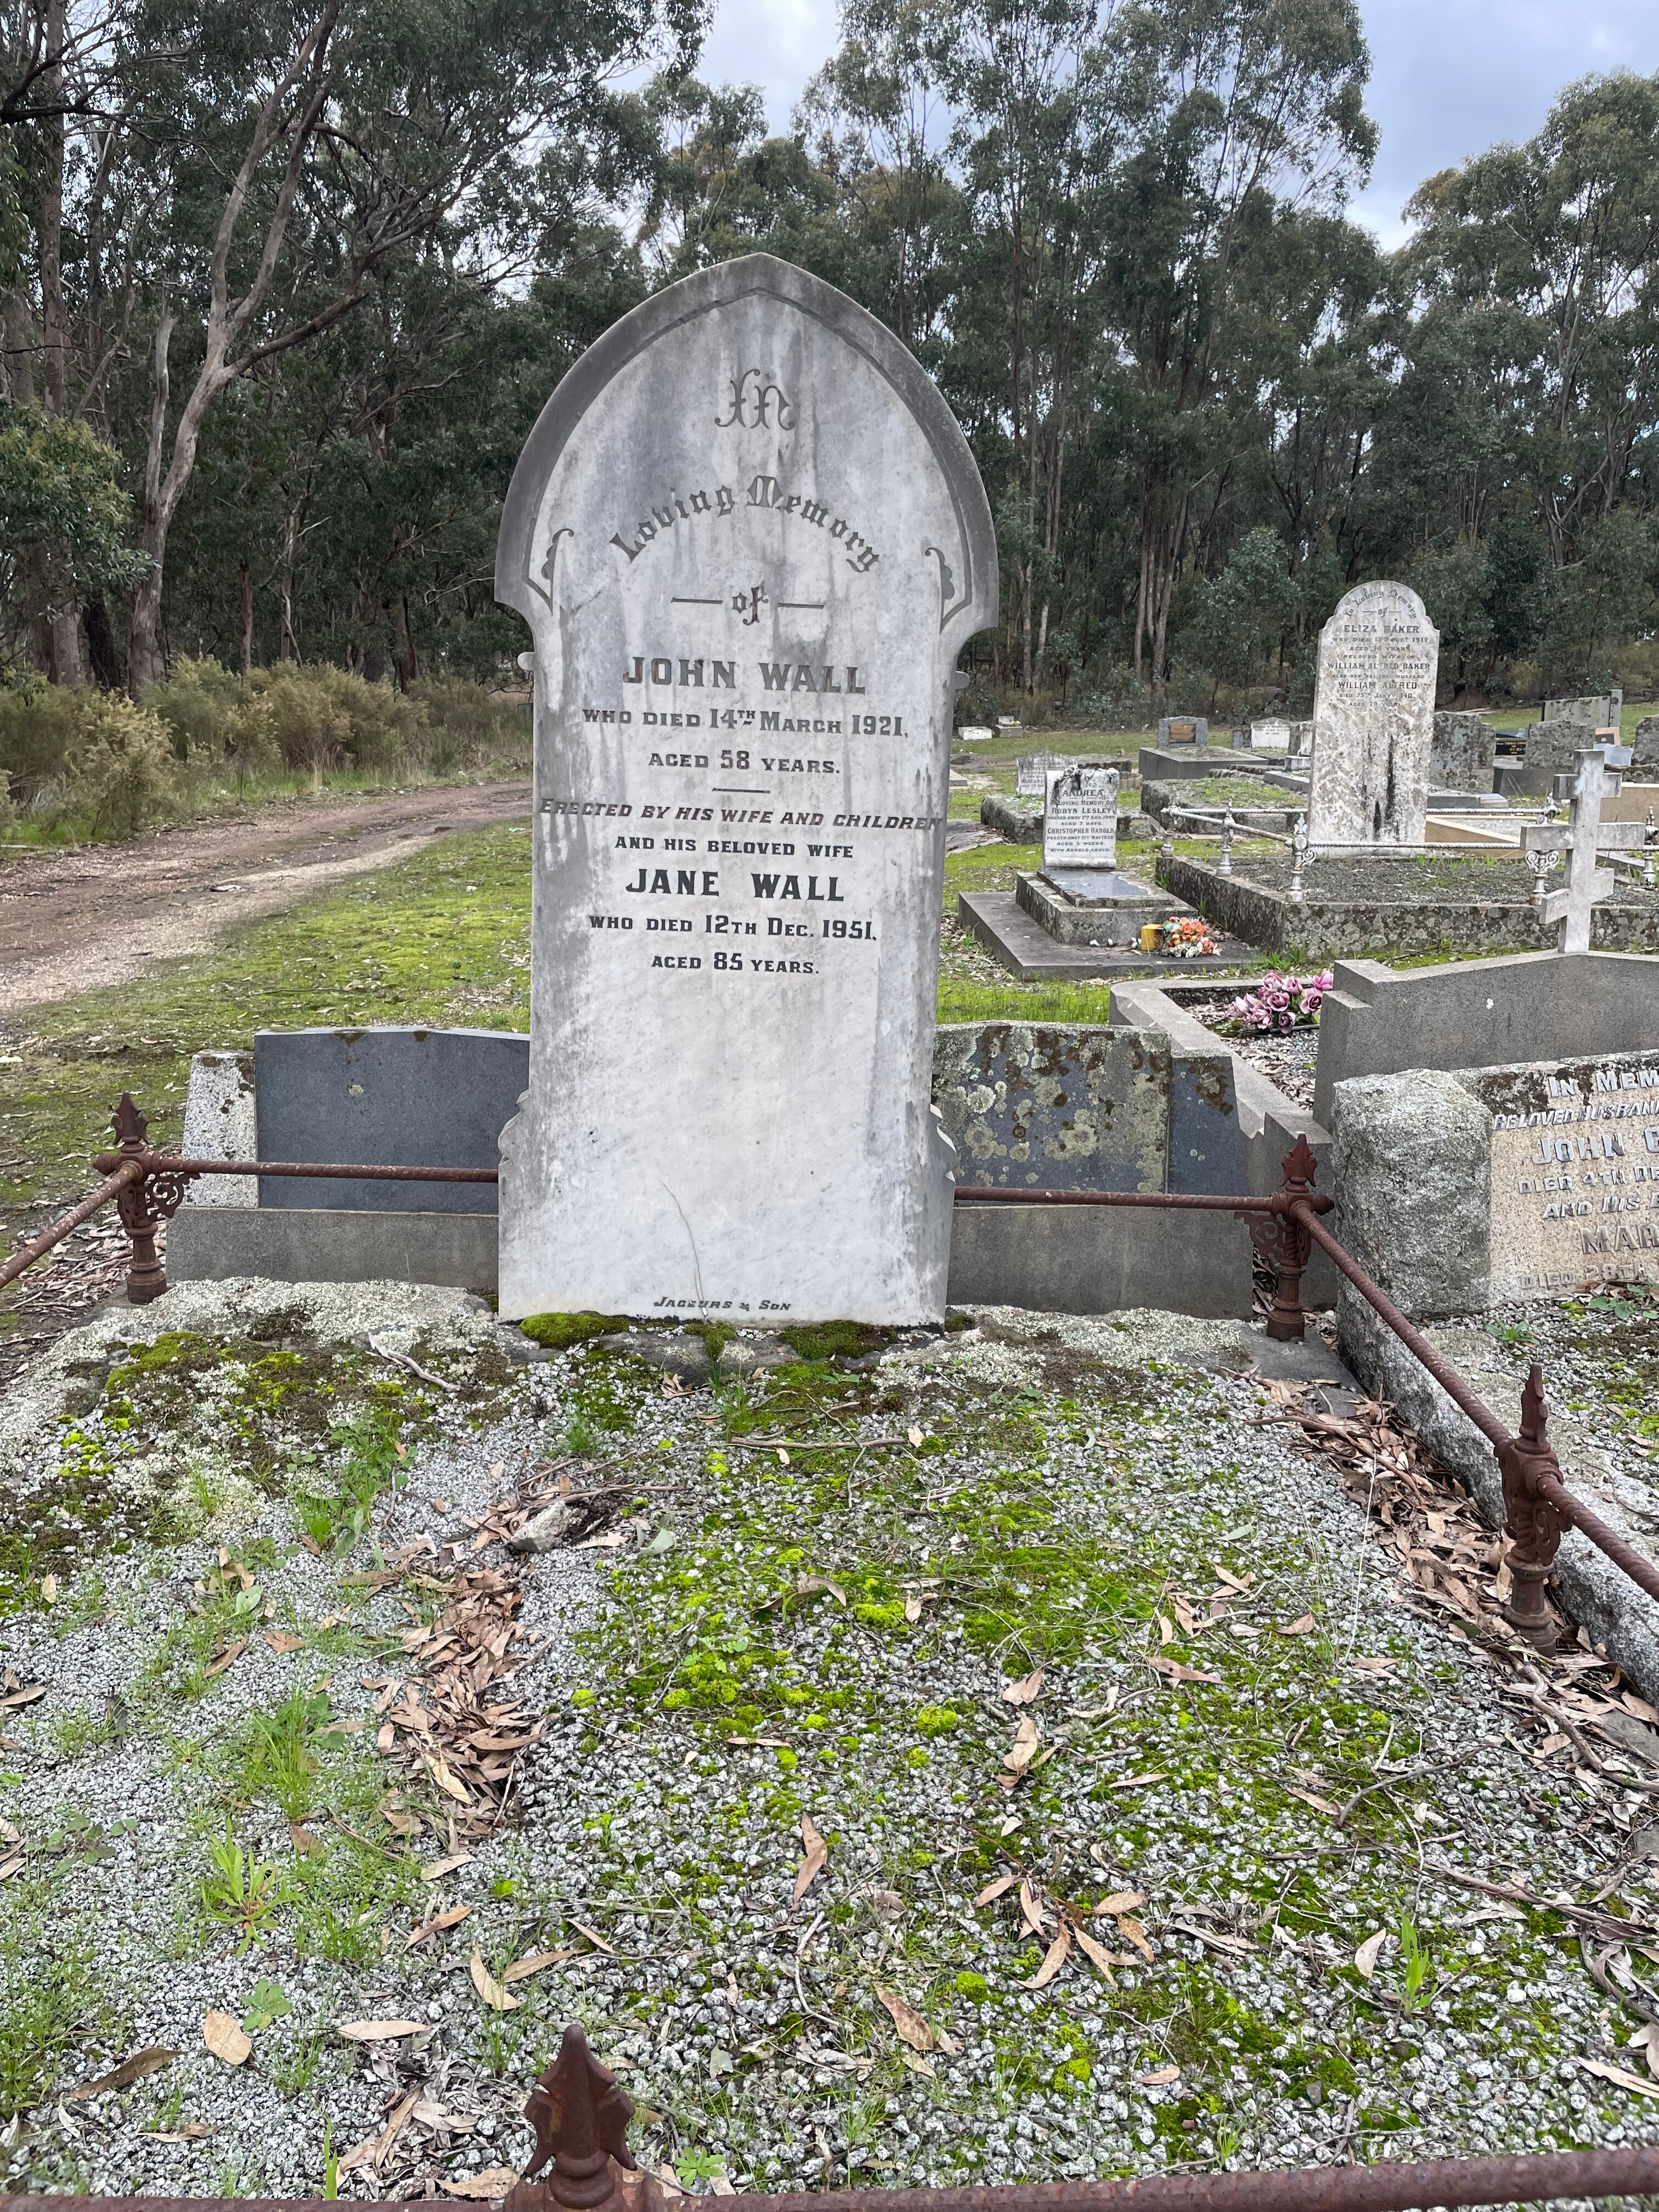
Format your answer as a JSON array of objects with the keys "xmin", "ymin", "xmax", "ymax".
[
  {"xmin": 1043, "ymin": 767, "xmax": 1120, "ymax": 871},
  {"xmin": 1307, "ymin": 582, "xmax": 1438, "ymax": 847},
  {"xmin": 1474, "ymin": 1054, "xmax": 1659, "ymax": 1299},
  {"xmin": 493, "ymin": 254, "xmax": 997, "ymax": 1323},
  {"xmin": 1249, "ymin": 718, "xmax": 1289, "ymax": 751}
]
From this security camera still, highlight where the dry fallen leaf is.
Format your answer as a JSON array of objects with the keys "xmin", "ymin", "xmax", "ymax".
[
  {"xmin": 1024, "ymin": 1926, "xmax": 1071, "ymax": 1989},
  {"xmin": 571, "ymin": 1918, "xmax": 615, "ymax": 1954},
  {"xmin": 469, "ymin": 1945, "xmax": 521, "ymax": 2013},
  {"xmin": 1580, "ymin": 2057, "xmax": 1659, "ymax": 2100},
  {"xmin": 1354, "ymin": 1929, "xmax": 1388, "ymax": 1980},
  {"xmin": 289, "ymin": 1820, "xmax": 321, "ymax": 1855},
  {"xmin": 1117, "ymin": 1916, "xmax": 1155, "ymax": 1964},
  {"xmin": 1003, "ymin": 1669, "xmax": 1044, "ymax": 1706},
  {"xmin": 425, "ymin": 1752, "xmax": 475, "ymax": 1805},
  {"xmin": 64, "ymin": 2047, "xmax": 178, "ymax": 2102},
  {"xmin": 1072, "ymin": 1925, "xmax": 1118, "ymax": 1984},
  {"xmin": 1017, "ymin": 1878, "xmax": 1047, "ymax": 1937},
  {"xmin": 441, "ymin": 2170, "xmax": 522, "ymax": 2200},
  {"xmin": 1138, "ymin": 2064, "xmax": 1180, "ymax": 2087},
  {"xmin": 202, "ymin": 1637, "xmax": 247, "ymax": 1680},
  {"xmin": 1145, "ymin": 1651, "xmax": 1221, "ymax": 1686},
  {"xmin": 1092, "ymin": 1891, "xmax": 1146, "ymax": 1916},
  {"xmin": 0, "ymin": 1683, "xmax": 47, "ymax": 1709},
  {"xmin": 904, "ymin": 1596, "xmax": 922, "ymax": 1623},
  {"xmin": 422, "ymin": 1850, "xmax": 473, "ymax": 1883},
  {"xmin": 907, "ymin": 1426, "xmax": 925, "ymax": 1447},
  {"xmin": 39, "ymin": 1575, "xmax": 57, "ymax": 1604},
  {"xmin": 405, "ymin": 1904, "xmax": 473, "ymax": 1950},
  {"xmin": 973, "ymin": 1872, "xmax": 1018, "ymax": 1908},
  {"xmin": 1155, "ymin": 1612, "xmax": 1174, "ymax": 1645},
  {"xmin": 876, "ymin": 1987, "xmax": 936, "ymax": 2052},
  {"xmin": 336, "ymin": 2019, "xmax": 427, "ymax": 2042},
  {"xmin": 264, "ymin": 1629, "xmax": 304, "ymax": 1654},
  {"xmin": 202, "ymin": 2011, "xmax": 252, "ymax": 2068},
  {"xmin": 1002, "ymin": 1713, "xmax": 1041, "ymax": 1781},
  {"xmin": 503, "ymin": 1948, "xmax": 570, "ymax": 1984},
  {"xmin": 1278, "ymin": 1615, "xmax": 1316, "ymax": 1637},
  {"xmin": 794, "ymin": 1813, "xmax": 829, "ymax": 1908}
]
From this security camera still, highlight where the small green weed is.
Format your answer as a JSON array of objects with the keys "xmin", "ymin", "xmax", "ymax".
[
  {"xmin": 242, "ymin": 1976, "xmax": 292, "ymax": 2032},
  {"xmin": 201, "ymin": 1826, "xmax": 294, "ymax": 1942},
  {"xmin": 293, "ymin": 1411, "xmax": 404, "ymax": 1558},
  {"xmin": 239, "ymin": 1687, "xmax": 332, "ymax": 1815},
  {"xmin": 1398, "ymin": 1917, "xmax": 1431, "ymax": 2010}
]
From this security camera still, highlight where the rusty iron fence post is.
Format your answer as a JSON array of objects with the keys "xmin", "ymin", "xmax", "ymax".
[
  {"xmin": 1235, "ymin": 1136, "xmax": 1323, "ymax": 1343},
  {"xmin": 1496, "ymin": 1363, "xmax": 1568, "ymax": 1645},
  {"xmin": 108, "ymin": 1093, "xmax": 196, "ymax": 1306},
  {"xmin": 507, "ymin": 2022, "xmax": 658, "ymax": 2212}
]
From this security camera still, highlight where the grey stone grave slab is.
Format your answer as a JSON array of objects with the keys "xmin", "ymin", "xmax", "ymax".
[
  {"xmin": 932, "ymin": 1023, "xmax": 1167, "ymax": 1192},
  {"xmin": 493, "ymin": 251, "xmax": 997, "ymax": 1323},
  {"xmin": 1307, "ymin": 581, "xmax": 1438, "ymax": 848},
  {"xmin": 253, "ymin": 1027, "xmax": 528, "ymax": 1212},
  {"xmin": 1545, "ymin": 692, "xmax": 1621, "ymax": 726}
]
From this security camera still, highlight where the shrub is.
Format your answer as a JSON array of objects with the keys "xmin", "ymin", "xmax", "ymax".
[
  {"xmin": 253, "ymin": 662, "xmax": 426, "ymax": 771},
  {"xmin": 149, "ymin": 654, "xmax": 276, "ymax": 774},
  {"xmin": 59, "ymin": 692, "xmax": 181, "ymax": 836},
  {"xmin": 409, "ymin": 674, "xmax": 523, "ymax": 762}
]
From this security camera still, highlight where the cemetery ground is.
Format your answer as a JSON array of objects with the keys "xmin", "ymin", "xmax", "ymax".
[{"xmin": 7, "ymin": 1279, "xmax": 1659, "ymax": 2195}]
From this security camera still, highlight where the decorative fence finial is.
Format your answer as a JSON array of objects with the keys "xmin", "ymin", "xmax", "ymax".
[{"xmin": 508, "ymin": 2024, "xmax": 641, "ymax": 2212}]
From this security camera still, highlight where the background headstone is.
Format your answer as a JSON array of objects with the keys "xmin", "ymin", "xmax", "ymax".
[
  {"xmin": 1043, "ymin": 766, "xmax": 1120, "ymax": 871},
  {"xmin": 1248, "ymin": 717, "xmax": 1289, "ymax": 750},
  {"xmin": 1158, "ymin": 715, "xmax": 1207, "ymax": 746},
  {"xmin": 1469, "ymin": 1052, "xmax": 1659, "ymax": 1300},
  {"xmin": 1430, "ymin": 709, "xmax": 1496, "ymax": 792},
  {"xmin": 1307, "ymin": 580, "xmax": 1438, "ymax": 847},
  {"xmin": 1545, "ymin": 692, "xmax": 1621, "ymax": 727},
  {"xmin": 493, "ymin": 252, "xmax": 996, "ymax": 1323},
  {"xmin": 1015, "ymin": 750, "xmax": 1068, "ymax": 798}
]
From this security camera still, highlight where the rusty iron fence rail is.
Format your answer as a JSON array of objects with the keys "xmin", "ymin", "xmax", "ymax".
[
  {"xmin": 6, "ymin": 2022, "xmax": 1659, "ymax": 2212},
  {"xmin": 0, "ymin": 1097, "xmax": 1644, "ymax": 1651}
]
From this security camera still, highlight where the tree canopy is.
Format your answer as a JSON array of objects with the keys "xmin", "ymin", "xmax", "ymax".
[{"xmin": 1, "ymin": 0, "xmax": 1655, "ymax": 708}]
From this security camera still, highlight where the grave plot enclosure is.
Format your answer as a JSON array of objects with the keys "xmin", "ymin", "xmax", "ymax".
[{"xmin": 494, "ymin": 254, "xmax": 997, "ymax": 1323}]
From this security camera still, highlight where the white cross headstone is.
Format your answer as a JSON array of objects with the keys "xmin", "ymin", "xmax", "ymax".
[
  {"xmin": 492, "ymin": 253, "xmax": 997, "ymax": 1324},
  {"xmin": 1522, "ymin": 749, "xmax": 1649, "ymax": 953}
]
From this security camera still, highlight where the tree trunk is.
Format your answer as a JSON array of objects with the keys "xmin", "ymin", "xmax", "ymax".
[
  {"xmin": 401, "ymin": 592, "xmax": 419, "ymax": 685},
  {"xmin": 38, "ymin": 0, "xmax": 82, "ymax": 683},
  {"xmin": 128, "ymin": 309, "xmax": 176, "ymax": 694},
  {"xmin": 83, "ymin": 597, "xmax": 121, "ymax": 689},
  {"xmin": 240, "ymin": 558, "xmax": 255, "ymax": 680}
]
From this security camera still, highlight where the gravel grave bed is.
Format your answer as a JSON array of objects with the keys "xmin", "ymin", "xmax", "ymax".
[{"xmin": 3, "ymin": 1283, "xmax": 1659, "ymax": 2197}]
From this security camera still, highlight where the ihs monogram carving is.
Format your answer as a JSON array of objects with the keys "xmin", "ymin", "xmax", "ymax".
[{"xmin": 715, "ymin": 367, "xmax": 793, "ymax": 430}]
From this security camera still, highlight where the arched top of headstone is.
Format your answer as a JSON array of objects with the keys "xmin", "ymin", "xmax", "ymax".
[{"xmin": 496, "ymin": 252, "xmax": 997, "ymax": 644}]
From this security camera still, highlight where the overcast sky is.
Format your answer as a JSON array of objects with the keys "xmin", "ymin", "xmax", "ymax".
[{"xmin": 692, "ymin": 0, "xmax": 1659, "ymax": 249}]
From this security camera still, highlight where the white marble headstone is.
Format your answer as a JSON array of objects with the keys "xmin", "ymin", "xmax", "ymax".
[
  {"xmin": 1307, "ymin": 582, "xmax": 1438, "ymax": 848},
  {"xmin": 1249, "ymin": 718, "xmax": 1289, "ymax": 751},
  {"xmin": 1043, "ymin": 768, "xmax": 1120, "ymax": 870},
  {"xmin": 493, "ymin": 254, "xmax": 997, "ymax": 1324}
]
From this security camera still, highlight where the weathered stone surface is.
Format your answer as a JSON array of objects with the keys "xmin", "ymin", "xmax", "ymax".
[
  {"xmin": 1430, "ymin": 709, "xmax": 1495, "ymax": 792},
  {"xmin": 1545, "ymin": 692, "xmax": 1621, "ymax": 726},
  {"xmin": 254, "ymin": 1026, "xmax": 525, "ymax": 1213},
  {"xmin": 981, "ymin": 793, "xmax": 1042, "ymax": 843},
  {"xmin": 1634, "ymin": 715, "xmax": 1659, "ymax": 774},
  {"xmin": 180, "ymin": 1051, "xmax": 256, "ymax": 1209},
  {"xmin": 1307, "ymin": 582, "xmax": 1438, "ymax": 848},
  {"xmin": 1015, "ymin": 751, "xmax": 1068, "ymax": 798},
  {"xmin": 932, "ymin": 1023, "xmax": 1168, "ymax": 1191},
  {"xmin": 1042, "ymin": 766, "xmax": 1119, "ymax": 870},
  {"xmin": 1157, "ymin": 715, "xmax": 1207, "ymax": 746},
  {"xmin": 1330, "ymin": 1069, "xmax": 1491, "ymax": 1380},
  {"xmin": 493, "ymin": 252, "xmax": 996, "ymax": 1324},
  {"xmin": 1462, "ymin": 1052, "xmax": 1659, "ymax": 1299}
]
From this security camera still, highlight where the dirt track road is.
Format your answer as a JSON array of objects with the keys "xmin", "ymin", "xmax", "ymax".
[{"xmin": 0, "ymin": 780, "xmax": 532, "ymax": 1015}]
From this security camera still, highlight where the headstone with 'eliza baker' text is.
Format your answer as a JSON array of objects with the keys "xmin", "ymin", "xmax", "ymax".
[{"xmin": 493, "ymin": 253, "xmax": 997, "ymax": 1323}]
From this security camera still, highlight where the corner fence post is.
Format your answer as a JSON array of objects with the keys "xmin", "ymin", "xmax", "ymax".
[
  {"xmin": 508, "ymin": 2022, "xmax": 657, "ymax": 2212},
  {"xmin": 1236, "ymin": 1135, "xmax": 1317, "ymax": 1342},
  {"xmin": 1497, "ymin": 1363, "xmax": 1567, "ymax": 1646},
  {"xmin": 111, "ymin": 1093, "xmax": 167, "ymax": 1305}
]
